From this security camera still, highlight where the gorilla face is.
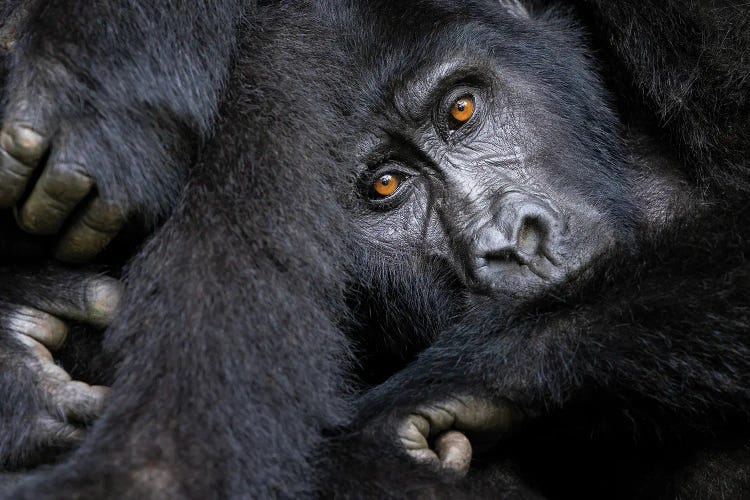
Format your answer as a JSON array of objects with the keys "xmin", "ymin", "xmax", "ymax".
[{"xmin": 349, "ymin": 6, "xmax": 638, "ymax": 301}]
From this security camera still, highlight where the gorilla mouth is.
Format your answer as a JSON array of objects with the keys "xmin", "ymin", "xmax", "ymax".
[
  {"xmin": 471, "ymin": 247, "xmax": 564, "ymax": 297},
  {"xmin": 485, "ymin": 248, "xmax": 557, "ymax": 281}
]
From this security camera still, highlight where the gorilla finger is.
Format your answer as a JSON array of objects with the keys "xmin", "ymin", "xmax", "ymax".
[
  {"xmin": 35, "ymin": 416, "xmax": 84, "ymax": 448},
  {"xmin": 5, "ymin": 306, "xmax": 69, "ymax": 350},
  {"xmin": 0, "ymin": 148, "xmax": 37, "ymax": 208},
  {"xmin": 55, "ymin": 197, "xmax": 125, "ymax": 263},
  {"xmin": 17, "ymin": 161, "xmax": 94, "ymax": 235},
  {"xmin": 0, "ymin": 123, "xmax": 48, "ymax": 166},
  {"xmin": 11, "ymin": 332, "xmax": 54, "ymax": 363},
  {"xmin": 83, "ymin": 277, "xmax": 124, "ymax": 327},
  {"xmin": 398, "ymin": 396, "xmax": 521, "ymax": 467},
  {"xmin": 434, "ymin": 431, "xmax": 472, "ymax": 476},
  {"xmin": 0, "ymin": 123, "xmax": 49, "ymax": 207},
  {"xmin": 417, "ymin": 396, "xmax": 521, "ymax": 439},
  {"xmin": 39, "ymin": 361, "xmax": 73, "ymax": 383},
  {"xmin": 51, "ymin": 381, "xmax": 110, "ymax": 423},
  {"xmin": 398, "ymin": 414, "xmax": 436, "ymax": 464},
  {"xmin": 403, "ymin": 447, "xmax": 441, "ymax": 469},
  {"xmin": 14, "ymin": 335, "xmax": 73, "ymax": 386},
  {"xmin": 31, "ymin": 275, "xmax": 124, "ymax": 328}
]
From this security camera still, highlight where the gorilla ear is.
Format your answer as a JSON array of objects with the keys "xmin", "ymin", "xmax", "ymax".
[{"xmin": 498, "ymin": 0, "xmax": 530, "ymax": 19}]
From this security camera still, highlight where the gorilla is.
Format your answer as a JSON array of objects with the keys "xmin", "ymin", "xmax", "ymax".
[{"xmin": 0, "ymin": 0, "xmax": 748, "ymax": 498}]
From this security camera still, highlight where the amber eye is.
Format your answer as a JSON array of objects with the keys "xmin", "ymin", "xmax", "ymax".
[
  {"xmin": 449, "ymin": 95, "xmax": 475, "ymax": 125},
  {"xmin": 372, "ymin": 173, "xmax": 400, "ymax": 197}
]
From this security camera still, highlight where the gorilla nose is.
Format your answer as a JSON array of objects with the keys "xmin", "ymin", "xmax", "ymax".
[{"xmin": 470, "ymin": 194, "xmax": 564, "ymax": 288}]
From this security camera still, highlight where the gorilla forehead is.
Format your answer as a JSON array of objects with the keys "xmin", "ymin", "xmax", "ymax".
[{"xmin": 346, "ymin": 0, "xmax": 594, "ymax": 109}]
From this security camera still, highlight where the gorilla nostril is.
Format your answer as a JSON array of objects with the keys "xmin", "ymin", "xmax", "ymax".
[{"xmin": 516, "ymin": 217, "xmax": 545, "ymax": 257}]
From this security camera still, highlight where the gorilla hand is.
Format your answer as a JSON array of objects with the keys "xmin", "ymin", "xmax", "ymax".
[
  {"xmin": 0, "ymin": 267, "xmax": 121, "ymax": 467},
  {"xmin": 0, "ymin": 1, "xmax": 203, "ymax": 262},
  {"xmin": 395, "ymin": 396, "xmax": 522, "ymax": 476},
  {"xmin": 0, "ymin": 123, "xmax": 125, "ymax": 262},
  {"xmin": 0, "ymin": 12, "xmax": 126, "ymax": 264}
]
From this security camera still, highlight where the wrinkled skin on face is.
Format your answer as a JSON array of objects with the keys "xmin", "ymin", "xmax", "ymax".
[{"xmin": 351, "ymin": 26, "xmax": 637, "ymax": 303}]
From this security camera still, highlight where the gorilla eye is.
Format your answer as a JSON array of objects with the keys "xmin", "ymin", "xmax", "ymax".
[
  {"xmin": 362, "ymin": 166, "xmax": 414, "ymax": 209},
  {"xmin": 449, "ymin": 95, "xmax": 475, "ymax": 127},
  {"xmin": 372, "ymin": 173, "xmax": 401, "ymax": 197}
]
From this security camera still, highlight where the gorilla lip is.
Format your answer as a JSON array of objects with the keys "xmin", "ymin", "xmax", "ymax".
[{"xmin": 471, "ymin": 250, "xmax": 557, "ymax": 295}]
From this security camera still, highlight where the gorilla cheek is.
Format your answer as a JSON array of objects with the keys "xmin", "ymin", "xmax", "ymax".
[{"xmin": 355, "ymin": 187, "xmax": 445, "ymax": 254}]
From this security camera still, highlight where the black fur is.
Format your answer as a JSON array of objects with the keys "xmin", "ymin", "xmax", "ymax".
[{"xmin": 0, "ymin": 0, "xmax": 748, "ymax": 498}]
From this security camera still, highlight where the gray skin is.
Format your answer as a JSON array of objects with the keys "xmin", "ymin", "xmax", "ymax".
[
  {"xmin": 2, "ymin": 273, "xmax": 122, "ymax": 450},
  {"xmin": 351, "ymin": 54, "xmax": 691, "ymax": 475},
  {"xmin": 354, "ymin": 60, "xmax": 617, "ymax": 304}
]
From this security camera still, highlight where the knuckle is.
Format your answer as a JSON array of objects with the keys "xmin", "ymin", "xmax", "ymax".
[
  {"xmin": 47, "ymin": 161, "xmax": 92, "ymax": 185},
  {"xmin": 0, "ymin": 149, "xmax": 35, "ymax": 178},
  {"xmin": 17, "ymin": 199, "xmax": 68, "ymax": 234},
  {"xmin": 55, "ymin": 200, "xmax": 126, "ymax": 262},
  {"xmin": 36, "ymin": 417, "xmax": 82, "ymax": 444},
  {"xmin": 11, "ymin": 331, "xmax": 53, "ymax": 362},
  {"xmin": 17, "ymin": 163, "xmax": 94, "ymax": 233},
  {"xmin": 43, "ymin": 162, "xmax": 94, "ymax": 201},
  {"xmin": 4, "ymin": 307, "xmax": 67, "ymax": 350},
  {"xmin": 0, "ymin": 149, "xmax": 36, "ymax": 205},
  {"xmin": 41, "ymin": 362, "xmax": 72, "ymax": 383},
  {"xmin": 11, "ymin": 308, "xmax": 68, "ymax": 349},
  {"xmin": 0, "ymin": 124, "xmax": 46, "ymax": 163},
  {"xmin": 81, "ymin": 201, "xmax": 126, "ymax": 232},
  {"xmin": 3, "ymin": 306, "xmax": 39, "ymax": 335},
  {"xmin": 91, "ymin": 198, "xmax": 126, "ymax": 220}
]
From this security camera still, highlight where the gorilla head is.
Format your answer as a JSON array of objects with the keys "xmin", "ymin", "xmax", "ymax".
[
  {"xmin": 335, "ymin": 0, "xmax": 648, "ymax": 379},
  {"xmin": 347, "ymin": 1, "xmax": 638, "ymax": 306}
]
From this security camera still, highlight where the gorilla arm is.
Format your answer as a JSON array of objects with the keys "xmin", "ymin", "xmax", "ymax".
[
  {"xmin": 354, "ymin": 207, "xmax": 750, "ymax": 475},
  {"xmin": 2, "ymin": 159, "xmax": 353, "ymax": 499},
  {"xmin": 0, "ymin": 0, "xmax": 252, "ymax": 261}
]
